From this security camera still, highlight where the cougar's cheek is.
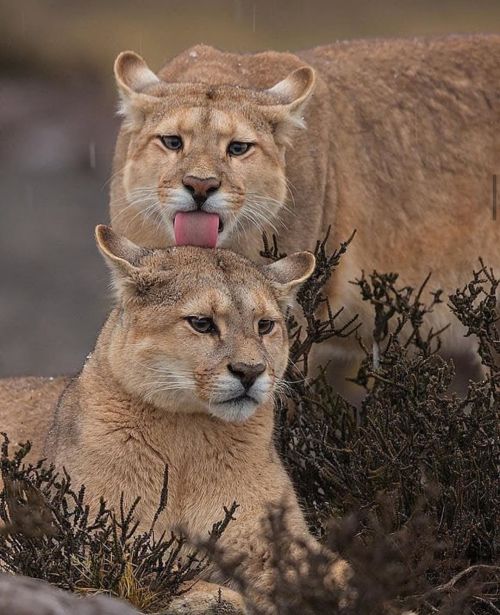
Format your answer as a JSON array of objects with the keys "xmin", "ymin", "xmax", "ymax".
[{"xmin": 248, "ymin": 374, "xmax": 273, "ymax": 403}]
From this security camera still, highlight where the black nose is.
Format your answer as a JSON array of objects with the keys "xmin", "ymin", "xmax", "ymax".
[
  {"xmin": 228, "ymin": 362, "xmax": 266, "ymax": 390},
  {"xmin": 182, "ymin": 175, "xmax": 221, "ymax": 208}
]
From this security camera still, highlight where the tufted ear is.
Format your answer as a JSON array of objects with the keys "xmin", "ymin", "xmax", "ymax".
[
  {"xmin": 262, "ymin": 67, "xmax": 316, "ymax": 145},
  {"xmin": 261, "ymin": 251, "xmax": 316, "ymax": 305},
  {"xmin": 114, "ymin": 51, "xmax": 161, "ymax": 128},
  {"xmin": 95, "ymin": 225, "xmax": 149, "ymax": 300}
]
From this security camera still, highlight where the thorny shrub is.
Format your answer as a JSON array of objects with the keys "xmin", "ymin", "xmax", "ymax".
[{"xmin": 256, "ymin": 235, "xmax": 499, "ymax": 614}]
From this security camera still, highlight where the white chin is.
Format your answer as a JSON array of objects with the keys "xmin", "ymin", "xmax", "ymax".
[{"xmin": 208, "ymin": 397, "xmax": 260, "ymax": 423}]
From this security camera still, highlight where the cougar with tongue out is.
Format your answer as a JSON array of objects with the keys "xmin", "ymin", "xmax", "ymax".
[{"xmin": 110, "ymin": 38, "xmax": 500, "ymax": 381}]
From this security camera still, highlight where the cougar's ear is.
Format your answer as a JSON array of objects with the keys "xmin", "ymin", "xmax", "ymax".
[
  {"xmin": 114, "ymin": 51, "xmax": 161, "ymax": 128},
  {"xmin": 263, "ymin": 67, "xmax": 316, "ymax": 145},
  {"xmin": 266, "ymin": 67, "xmax": 316, "ymax": 112},
  {"xmin": 261, "ymin": 251, "xmax": 316, "ymax": 306},
  {"xmin": 95, "ymin": 225, "xmax": 149, "ymax": 300}
]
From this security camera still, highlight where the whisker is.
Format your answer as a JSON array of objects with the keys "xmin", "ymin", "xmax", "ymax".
[
  {"xmin": 102, "ymin": 162, "xmax": 129, "ymax": 190},
  {"xmin": 242, "ymin": 202, "xmax": 282, "ymax": 234},
  {"xmin": 246, "ymin": 191, "xmax": 297, "ymax": 217},
  {"xmin": 111, "ymin": 193, "xmax": 160, "ymax": 225},
  {"xmin": 122, "ymin": 201, "xmax": 162, "ymax": 234}
]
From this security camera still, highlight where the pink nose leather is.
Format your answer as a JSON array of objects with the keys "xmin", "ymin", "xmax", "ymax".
[{"xmin": 182, "ymin": 175, "xmax": 221, "ymax": 204}]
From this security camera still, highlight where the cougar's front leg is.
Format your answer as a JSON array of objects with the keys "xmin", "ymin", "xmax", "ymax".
[
  {"xmin": 166, "ymin": 580, "xmax": 247, "ymax": 615},
  {"xmin": 213, "ymin": 500, "xmax": 351, "ymax": 614}
]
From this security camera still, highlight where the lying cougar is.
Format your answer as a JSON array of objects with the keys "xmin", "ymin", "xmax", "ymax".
[{"xmin": 0, "ymin": 227, "xmax": 346, "ymax": 612}]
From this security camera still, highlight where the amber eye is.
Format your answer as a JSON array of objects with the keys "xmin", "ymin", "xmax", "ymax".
[
  {"xmin": 227, "ymin": 141, "xmax": 252, "ymax": 156},
  {"xmin": 159, "ymin": 135, "xmax": 183, "ymax": 151},
  {"xmin": 186, "ymin": 316, "xmax": 217, "ymax": 334},
  {"xmin": 258, "ymin": 319, "xmax": 275, "ymax": 335}
]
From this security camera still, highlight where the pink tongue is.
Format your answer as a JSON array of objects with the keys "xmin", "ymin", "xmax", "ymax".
[{"xmin": 174, "ymin": 212, "xmax": 220, "ymax": 248}]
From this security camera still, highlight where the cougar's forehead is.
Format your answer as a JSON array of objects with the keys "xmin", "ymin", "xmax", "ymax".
[
  {"xmin": 181, "ymin": 271, "xmax": 280, "ymax": 315},
  {"xmin": 137, "ymin": 247, "xmax": 279, "ymax": 313},
  {"xmin": 146, "ymin": 81, "xmax": 277, "ymax": 108},
  {"xmin": 153, "ymin": 107, "xmax": 257, "ymax": 140},
  {"xmin": 155, "ymin": 107, "xmax": 267, "ymax": 140},
  {"xmin": 146, "ymin": 85, "xmax": 275, "ymax": 134},
  {"xmin": 175, "ymin": 249, "xmax": 277, "ymax": 314}
]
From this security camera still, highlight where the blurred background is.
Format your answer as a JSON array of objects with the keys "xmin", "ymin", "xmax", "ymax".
[{"xmin": 1, "ymin": 0, "xmax": 500, "ymax": 377}]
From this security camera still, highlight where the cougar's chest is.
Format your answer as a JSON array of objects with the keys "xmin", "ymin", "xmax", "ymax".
[{"xmin": 135, "ymin": 414, "xmax": 268, "ymax": 537}]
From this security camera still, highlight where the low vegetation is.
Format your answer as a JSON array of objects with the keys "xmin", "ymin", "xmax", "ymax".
[
  {"xmin": 0, "ymin": 441, "xmax": 236, "ymax": 612},
  {"xmin": 0, "ymin": 234, "xmax": 498, "ymax": 614}
]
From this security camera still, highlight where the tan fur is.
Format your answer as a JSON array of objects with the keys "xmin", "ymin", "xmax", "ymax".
[
  {"xmin": 0, "ymin": 376, "xmax": 69, "ymax": 463},
  {"xmin": 110, "ymin": 35, "xmax": 500, "ymax": 368},
  {"xmin": 10, "ymin": 227, "xmax": 335, "ymax": 612},
  {"xmin": 166, "ymin": 581, "xmax": 247, "ymax": 614}
]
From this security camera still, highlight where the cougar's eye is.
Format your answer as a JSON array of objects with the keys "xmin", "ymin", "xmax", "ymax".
[
  {"xmin": 159, "ymin": 135, "xmax": 183, "ymax": 151},
  {"xmin": 186, "ymin": 316, "xmax": 217, "ymax": 334},
  {"xmin": 258, "ymin": 319, "xmax": 275, "ymax": 335},
  {"xmin": 227, "ymin": 141, "xmax": 252, "ymax": 156}
]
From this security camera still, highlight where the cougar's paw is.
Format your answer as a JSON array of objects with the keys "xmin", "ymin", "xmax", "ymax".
[
  {"xmin": 326, "ymin": 557, "xmax": 353, "ymax": 588},
  {"xmin": 166, "ymin": 580, "xmax": 247, "ymax": 614}
]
